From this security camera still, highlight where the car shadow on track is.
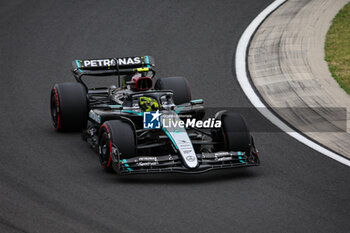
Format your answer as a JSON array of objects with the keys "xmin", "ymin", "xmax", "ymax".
[{"xmin": 103, "ymin": 168, "xmax": 260, "ymax": 185}]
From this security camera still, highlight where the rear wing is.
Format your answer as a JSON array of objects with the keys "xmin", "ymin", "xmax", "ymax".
[
  {"xmin": 71, "ymin": 55, "xmax": 155, "ymax": 88},
  {"xmin": 72, "ymin": 56, "xmax": 154, "ymax": 76}
]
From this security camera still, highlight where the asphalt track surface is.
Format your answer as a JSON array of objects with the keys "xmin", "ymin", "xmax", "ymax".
[{"xmin": 0, "ymin": 1, "xmax": 349, "ymax": 232}]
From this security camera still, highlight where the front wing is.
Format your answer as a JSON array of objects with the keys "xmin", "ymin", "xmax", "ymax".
[{"xmin": 116, "ymin": 151, "xmax": 259, "ymax": 175}]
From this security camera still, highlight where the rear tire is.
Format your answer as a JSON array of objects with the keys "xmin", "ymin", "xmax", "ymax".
[
  {"xmin": 155, "ymin": 76, "xmax": 192, "ymax": 105},
  {"xmin": 98, "ymin": 120, "xmax": 136, "ymax": 173},
  {"xmin": 50, "ymin": 82, "xmax": 88, "ymax": 131}
]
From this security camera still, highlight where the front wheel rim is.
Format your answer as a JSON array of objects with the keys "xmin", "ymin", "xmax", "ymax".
[
  {"xmin": 99, "ymin": 133, "xmax": 111, "ymax": 168},
  {"xmin": 51, "ymin": 91, "xmax": 59, "ymax": 128}
]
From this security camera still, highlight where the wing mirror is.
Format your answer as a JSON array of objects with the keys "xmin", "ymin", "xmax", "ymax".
[{"xmin": 190, "ymin": 99, "xmax": 204, "ymax": 105}]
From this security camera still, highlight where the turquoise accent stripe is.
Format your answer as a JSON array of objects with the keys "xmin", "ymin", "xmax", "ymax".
[
  {"xmin": 238, "ymin": 155, "xmax": 245, "ymax": 164},
  {"xmin": 162, "ymin": 127, "xmax": 178, "ymax": 150},
  {"xmin": 108, "ymin": 105, "xmax": 122, "ymax": 108},
  {"xmin": 75, "ymin": 60, "xmax": 82, "ymax": 72},
  {"xmin": 145, "ymin": 56, "xmax": 150, "ymax": 68},
  {"xmin": 122, "ymin": 110, "xmax": 143, "ymax": 116},
  {"xmin": 192, "ymin": 99, "xmax": 203, "ymax": 103},
  {"xmin": 122, "ymin": 159, "xmax": 128, "ymax": 166},
  {"xmin": 175, "ymin": 106, "xmax": 185, "ymax": 113},
  {"xmin": 122, "ymin": 159, "xmax": 133, "ymax": 171}
]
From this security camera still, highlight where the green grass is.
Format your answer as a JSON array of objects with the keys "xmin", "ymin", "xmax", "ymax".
[{"xmin": 325, "ymin": 2, "xmax": 350, "ymax": 95}]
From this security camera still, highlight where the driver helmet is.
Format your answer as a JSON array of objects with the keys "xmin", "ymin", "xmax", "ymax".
[{"xmin": 139, "ymin": 96, "xmax": 159, "ymax": 112}]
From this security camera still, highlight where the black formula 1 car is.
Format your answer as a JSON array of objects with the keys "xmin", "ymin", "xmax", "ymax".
[{"xmin": 50, "ymin": 55, "xmax": 259, "ymax": 175}]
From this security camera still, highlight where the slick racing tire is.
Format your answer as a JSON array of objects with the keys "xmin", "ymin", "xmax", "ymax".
[
  {"xmin": 98, "ymin": 120, "xmax": 136, "ymax": 173},
  {"xmin": 155, "ymin": 76, "xmax": 192, "ymax": 105},
  {"xmin": 215, "ymin": 112, "xmax": 251, "ymax": 153},
  {"xmin": 50, "ymin": 82, "xmax": 88, "ymax": 131}
]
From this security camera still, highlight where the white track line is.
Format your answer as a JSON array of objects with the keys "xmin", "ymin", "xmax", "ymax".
[{"xmin": 235, "ymin": 0, "xmax": 350, "ymax": 166}]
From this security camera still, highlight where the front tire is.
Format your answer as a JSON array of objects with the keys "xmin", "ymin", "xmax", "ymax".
[
  {"xmin": 98, "ymin": 120, "xmax": 136, "ymax": 173},
  {"xmin": 214, "ymin": 112, "xmax": 251, "ymax": 153}
]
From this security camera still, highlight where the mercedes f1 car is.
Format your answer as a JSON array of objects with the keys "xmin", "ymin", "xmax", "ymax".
[{"xmin": 50, "ymin": 55, "xmax": 259, "ymax": 175}]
